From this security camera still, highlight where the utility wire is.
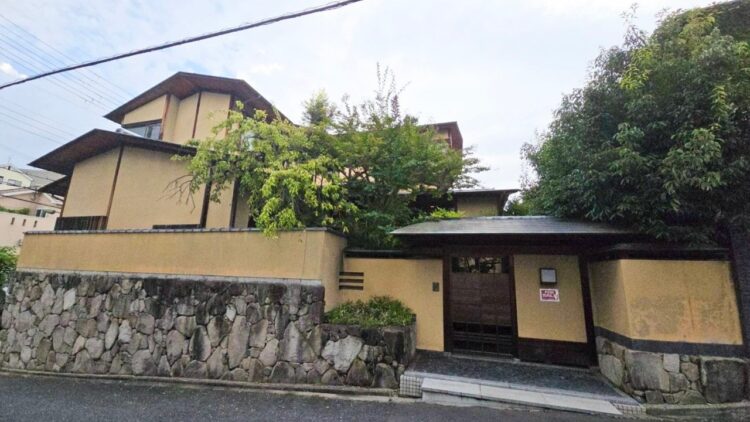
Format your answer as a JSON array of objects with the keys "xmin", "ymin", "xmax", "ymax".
[
  {"xmin": 0, "ymin": 46, "xmax": 113, "ymax": 109},
  {"xmin": 0, "ymin": 143, "xmax": 35, "ymax": 160},
  {"xmin": 0, "ymin": 117, "xmax": 63, "ymax": 146},
  {"xmin": 0, "ymin": 0, "xmax": 365, "ymax": 90},
  {"xmin": 0, "ymin": 104, "xmax": 77, "ymax": 138},
  {"xmin": 0, "ymin": 27, "xmax": 126, "ymax": 106},
  {"xmin": 0, "ymin": 14, "xmax": 134, "ymax": 100},
  {"xmin": 0, "ymin": 110, "xmax": 69, "ymax": 142}
]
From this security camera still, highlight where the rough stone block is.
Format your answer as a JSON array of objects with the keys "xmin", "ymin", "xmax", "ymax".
[
  {"xmin": 625, "ymin": 350, "xmax": 670, "ymax": 392},
  {"xmin": 702, "ymin": 358, "xmax": 747, "ymax": 404}
]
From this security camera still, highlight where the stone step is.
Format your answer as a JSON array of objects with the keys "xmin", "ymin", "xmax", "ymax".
[{"xmin": 421, "ymin": 377, "xmax": 623, "ymax": 416}]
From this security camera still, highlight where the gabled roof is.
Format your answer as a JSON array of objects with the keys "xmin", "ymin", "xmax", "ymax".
[
  {"xmin": 29, "ymin": 129, "xmax": 195, "ymax": 176},
  {"xmin": 392, "ymin": 216, "xmax": 634, "ymax": 237},
  {"xmin": 104, "ymin": 71, "xmax": 289, "ymax": 123}
]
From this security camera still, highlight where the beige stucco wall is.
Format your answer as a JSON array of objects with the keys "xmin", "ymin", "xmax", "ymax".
[
  {"xmin": 62, "ymin": 147, "xmax": 120, "ymax": 217},
  {"xmin": 171, "ymin": 93, "xmax": 199, "ymax": 144},
  {"xmin": 17, "ymin": 229, "xmax": 346, "ymax": 303},
  {"xmin": 205, "ymin": 182, "xmax": 234, "ymax": 229},
  {"xmin": 456, "ymin": 196, "xmax": 499, "ymax": 217},
  {"xmin": 121, "ymin": 95, "xmax": 166, "ymax": 126},
  {"xmin": 107, "ymin": 147, "xmax": 203, "ymax": 229},
  {"xmin": 193, "ymin": 92, "xmax": 231, "ymax": 140},
  {"xmin": 513, "ymin": 254, "xmax": 588, "ymax": 343},
  {"xmin": 590, "ymin": 259, "xmax": 742, "ymax": 345},
  {"xmin": 161, "ymin": 94, "xmax": 180, "ymax": 141},
  {"xmin": 0, "ymin": 211, "xmax": 56, "ymax": 248},
  {"xmin": 340, "ymin": 257, "xmax": 444, "ymax": 351},
  {"xmin": 232, "ymin": 191, "xmax": 251, "ymax": 228}
]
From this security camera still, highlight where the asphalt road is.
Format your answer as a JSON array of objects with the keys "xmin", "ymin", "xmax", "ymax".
[{"xmin": 0, "ymin": 372, "xmax": 624, "ymax": 422}]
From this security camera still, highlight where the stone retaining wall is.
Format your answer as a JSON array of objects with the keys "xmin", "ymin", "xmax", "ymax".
[
  {"xmin": 597, "ymin": 336, "xmax": 749, "ymax": 404},
  {"xmin": 0, "ymin": 270, "xmax": 415, "ymax": 388}
]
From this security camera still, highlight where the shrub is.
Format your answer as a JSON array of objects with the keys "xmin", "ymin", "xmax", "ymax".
[
  {"xmin": 325, "ymin": 296, "xmax": 414, "ymax": 327},
  {"xmin": 0, "ymin": 247, "xmax": 17, "ymax": 303}
]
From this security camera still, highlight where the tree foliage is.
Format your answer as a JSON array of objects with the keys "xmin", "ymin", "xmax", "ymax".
[
  {"xmin": 524, "ymin": 5, "xmax": 750, "ymax": 244},
  {"xmin": 184, "ymin": 68, "xmax": 481, "ymax": 248}
]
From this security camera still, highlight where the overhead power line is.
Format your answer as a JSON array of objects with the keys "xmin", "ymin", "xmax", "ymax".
[
  {"xmin": 0, "ymin": 0, "xmax": 365, "ymax": 90},
  {"xmin": 0, "ymin": 25, "xmax": 127, "ymax": 106},
  {"xmin": 0, "ymin": 14, "xmax": 134, "ymax": 99}
]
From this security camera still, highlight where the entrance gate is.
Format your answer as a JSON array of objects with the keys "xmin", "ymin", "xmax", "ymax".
[{"xmin": 447, "ymin": 256, "xmax": 515, "ymax": 356}]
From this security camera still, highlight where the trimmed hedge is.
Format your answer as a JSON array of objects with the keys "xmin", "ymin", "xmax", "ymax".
[{"xmin": 325, "ymin": 296, "xmax": 413, "ymax": 327}]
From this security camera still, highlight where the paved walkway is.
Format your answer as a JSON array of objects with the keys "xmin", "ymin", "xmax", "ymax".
[
  {"xmin": 405, "ymin": 351, "xmax": 642, "ymax": 416},
  {"xmin": 0, "ymin": 372, "xmax": 619, "ymax": 422}
]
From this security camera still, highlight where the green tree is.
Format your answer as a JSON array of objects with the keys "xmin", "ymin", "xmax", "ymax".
[
  {"xmin": 524, "ymin": 4, "xmax": 750, "ymax": 244},
  {"xmin": 184, "ymin": 68, "xmax": 480, "ymax": 248}
]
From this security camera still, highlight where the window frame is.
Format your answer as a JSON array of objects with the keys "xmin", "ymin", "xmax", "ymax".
[{"xmin": 122, "ymin": 119, "xmax": 162, "ymax": 140}]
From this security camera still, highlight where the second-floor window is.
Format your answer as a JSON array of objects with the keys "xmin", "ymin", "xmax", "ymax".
[
  {"xmin": 5, "ymin": 179, "xmax": 21, "ymax": 187},
  {"xmin": 124, "ymin": 120, "xmax": 161, "ymax": 140}
]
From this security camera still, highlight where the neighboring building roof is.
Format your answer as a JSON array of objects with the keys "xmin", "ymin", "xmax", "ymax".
[
  {"xmin": 450, "ymin": 188, "xmax": 519, "ymax": 197},
  {"xmin": 392, "ymin": 216, "xmax": 634, "ymax": 236},
  {"xmin": 18, "ymin": 168, "xmax": 63, "ymax": 189},
  {"xmin": 430, "ymin": 121, "xmax": 463, "ymax": 150},
  {"xmin": 104, "ymin": 71, "xmax": 289, "ymax": 124},
  {"xmin": 29, "ymin": 129, "xmax": 196, "ymax": 175}
]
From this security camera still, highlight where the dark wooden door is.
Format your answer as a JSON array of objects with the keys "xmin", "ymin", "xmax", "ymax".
[{"xmin": 448, "ymin": 256, "xmax": 515, "ymax": 356}]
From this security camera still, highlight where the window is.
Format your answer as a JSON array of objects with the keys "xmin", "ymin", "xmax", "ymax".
[
  {"xmin": 0, "ymin": 176, "xmax": 4, "ymax": 184},
  {"xmin": 6, "ymin": 179, "xmax": 21, "ymax": 187},
  {"xmin": 36, "ymin": 209, "xmax": 49, "ymax": 218},
  {"xmin": 124, "ymin": 121, "xmax": 162, "ymax": 140},
  {"xmin": 451, "ymin": 256, "xmax": 510, "ymax": 274}
]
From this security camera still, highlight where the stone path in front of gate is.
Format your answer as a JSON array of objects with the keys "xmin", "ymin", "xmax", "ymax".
[{"xmin": 400, "ymin": 352, "xmax": 642, "ymax": 416}]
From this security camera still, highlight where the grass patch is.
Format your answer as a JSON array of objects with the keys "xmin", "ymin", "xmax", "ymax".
[{"xmin": 325, "ymin": 296, "xmax": 414, "ymax": 327}]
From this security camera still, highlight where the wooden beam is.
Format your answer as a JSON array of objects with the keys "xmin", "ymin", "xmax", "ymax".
[{"xmin": 104, "ymin": 145, "xmax": 125, "ymax": 228}]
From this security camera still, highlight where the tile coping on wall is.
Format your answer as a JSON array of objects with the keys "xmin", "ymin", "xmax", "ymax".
[
  {"xmin": 12, "ymin": 268, "xmax": 324, "ymax": 288},
  {"xmin": 23, "ymin": 227, "xmax": 346, "ymax": 238}
]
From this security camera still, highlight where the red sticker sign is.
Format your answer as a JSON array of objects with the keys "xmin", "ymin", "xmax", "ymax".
[{"xmin": 540, "ymin": 288, "xmax": 560, "ymax": 302}]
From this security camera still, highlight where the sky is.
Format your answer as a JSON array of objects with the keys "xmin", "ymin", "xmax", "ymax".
[{"xmin": 0, "ymin": 0, "xmax": 722, "ymax": 188}]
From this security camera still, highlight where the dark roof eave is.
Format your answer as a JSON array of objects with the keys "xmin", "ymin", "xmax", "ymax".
[
  {"xmin": 29, "ymin": 129, "xmax": 196, "ymax": 175},
  {"xmin": 104, "ymin": 71, "xmax": 289, "ymax": 124}
]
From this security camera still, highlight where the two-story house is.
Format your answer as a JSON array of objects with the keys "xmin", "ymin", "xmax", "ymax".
[{"xmin": 32, "ymin": 72, "xmax": 511, "ymax": 231}]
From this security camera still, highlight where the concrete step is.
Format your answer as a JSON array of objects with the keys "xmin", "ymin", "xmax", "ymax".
[{"xmin": 421, "ymin": 377, "xmax": 623, "ymax": 416}]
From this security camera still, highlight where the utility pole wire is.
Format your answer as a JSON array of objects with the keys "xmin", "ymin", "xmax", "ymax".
[{"xmin": 0, "ymin": 0, "xmax": 366, "ymax": 91}]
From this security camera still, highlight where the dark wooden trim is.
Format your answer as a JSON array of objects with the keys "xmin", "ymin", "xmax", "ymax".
[
  {"xmin": 442, "ymin": 253, "xmax": 452, "ymax": 353},
  {"xmin": 338, "ymin": 278, "xmax": 364, "ymax": 284},
  {"xmin": 122, "ymin": 119, "xmax": 162, "ymax": 129},
  {"xmin": 339, "ymin": 271, "xmax": 364, "ymax": 277},
  {"xmin": 229, "ymin": 179, "xmax": 240, "ymax": 228},
  {"xmin": 517, "ymin": 338, "xmax": 593, "ymax": 367},
  {"xmin": 508, "ymin": 254, "xmax": 519, "ymax": 357},
  {"xmin": 159, "ymin": 94, "xmax": 171, "ymax": 140},
  {"xmin": 578, "ymin": 257, "xmax": 597, "ymax": 364},
  {"xmin": 191, "ymin": 91, "xmax": 203, "ymax": 139},
  {"xmin": 338, "ymin": 285, "xmax": 363, "ymax": 291},
  {"xmin": 595, "ymin": 326, "xmax": 745, "ymax": 358},
  {"xmin": 152, "ymin": 224, "xmax": 201, "ymax": 229},
  {"xmin": 104, "ymin": 145, "xmax": 125, "ymax": 227},
  {"xmin": 199, "ymin": 181, "xmax": 211, "ymax": 228},
  {"xmin": 729, "ymin": 227, "xmax": 750, "ymax": 357}
]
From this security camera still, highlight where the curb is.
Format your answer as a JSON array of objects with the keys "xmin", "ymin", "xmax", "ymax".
[
  {"xmin": 644, "ymin": 401, "xmax": 750, "ymax": 420},
  {"xmin": 0, "ymin": 368, "xmax": 400, "ymax": 398}
]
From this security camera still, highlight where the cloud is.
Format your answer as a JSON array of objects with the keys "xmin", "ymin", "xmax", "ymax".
[{"xmin": 0, "ymin": 62, "xmax": 27, "ymax": 79}]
